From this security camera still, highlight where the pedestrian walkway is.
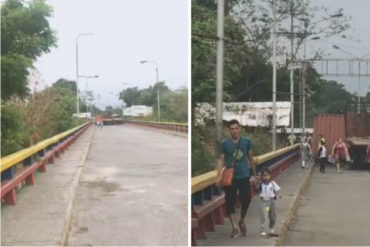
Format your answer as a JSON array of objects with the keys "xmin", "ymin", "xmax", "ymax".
[
  {"xmin": 67, "ymin": 125, "xmax": 188, "ymax": 246},
  {"xmin": 1, "ymin": 127, "xmax": 94, "ymax": 246},
  {"xmin": 1, "ymin": 125, "xmax": 188, "ymax": 246},
  {"xmin": 285, "ymin": 165, "xmax": 370, "ymax": 246},
  {"xmin": 197, "ymin": 159, "xmax": 313, "ymax": 246}
]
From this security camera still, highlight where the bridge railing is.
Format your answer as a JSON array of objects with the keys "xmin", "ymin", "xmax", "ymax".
[
  {"xmin": 1, "ymin": 122, "xmax": 91, "ymax": 205},
  {"xmin": 125, "ymin": 120, "xmax": 188, "ymax": 134},
  {"xmin": 191, "ymin": 144, "xmax": 300, "ymax": 245}
]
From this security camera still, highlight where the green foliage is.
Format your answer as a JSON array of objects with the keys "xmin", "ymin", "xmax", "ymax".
[
  {"xmin": 155, "ymin": 89, "xmax": 188, "ymax": 123},
  {"xmin": 310, "ymin": 80, "xmax": 355, "ymax": 114},
  {"xmin": 1, "ymin": 0, "xmax": 57, "ymax": 99},
  {"xmin": 0, "ymin": 78, "xmax": 88, "ymax": 156},
  {"xmin": 120, "ymin": 82, "xmax": 187, "ymax": 123},
  {"xmin": 1, "ymin": 100, "xmax": 30, "ymax": 156},
  {"xmin": 192, "ymin": 128, "xmax": 215, "ymax": 177},
  {"xmin": 191, "ymin": 0, "xmax": 354, "ymax": 176}
]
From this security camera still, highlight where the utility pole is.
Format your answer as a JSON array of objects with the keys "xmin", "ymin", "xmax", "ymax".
[
  {"xmin": 272, "ymin": 0, "xmax": 277, "ymax": 151},
  {"xmin": 290, "ymin": 2, "xmax": 295, "ymax": 136},
  {"xmin": 302, "ymin": 38, "xmax": 307, "ymax": 134},
  {"xmin": 216, "ymin": 0, "xmax": 225, "ymax": 149},
  {"xmin": 358, "ymin": 62, "xmax": 361, "ymax": 114}
]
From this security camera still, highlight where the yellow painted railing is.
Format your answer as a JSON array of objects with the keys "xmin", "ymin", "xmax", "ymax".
[
  {"xmin": 191, "ymin": 144, "xmax": 300, "ymax": 194},
  {"xmin": 127, "ymin": 120, "xmax": 188, "ymax": 126},
  {"xmin": 1, "ymin": 122, "xmax": 89, "ymax": 172}
]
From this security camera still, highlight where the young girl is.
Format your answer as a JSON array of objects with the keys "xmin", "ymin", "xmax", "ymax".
[{"xmin": 256, "ymin": 168, "xmax": 281, "ymax": 237}]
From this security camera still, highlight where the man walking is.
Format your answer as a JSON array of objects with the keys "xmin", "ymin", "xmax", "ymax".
[{"xmin": 217, "ymin": 119, "xmax": 257, "ymax": 238}]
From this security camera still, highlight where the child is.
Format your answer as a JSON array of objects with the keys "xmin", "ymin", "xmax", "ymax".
[{"xmin": 256, "ymin": 168, "xmax": 281, "ymax": 237}]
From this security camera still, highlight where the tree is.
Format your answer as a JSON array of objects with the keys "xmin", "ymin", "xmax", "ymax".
[
  {"xmin": 119, "ymin": 87, "xmax": 140, "ymax": 107},
  {"xmin": 1, "ymin": 0, "xmax": 57, "ymax": 99},
  {"xmin": 310, "ymin": 80, "xmax": 354, "ymax": 114},
  {"xmin": 1, "ymin": 99, "xmax": 30, "ymax": 156},
  {"xmin": 156, "ymin": 89, "xmax": 188, "ymax": 122}
]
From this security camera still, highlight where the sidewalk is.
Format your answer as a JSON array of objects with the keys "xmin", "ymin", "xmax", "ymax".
[
  {"xmin": 197, "ymin": 158, "xmax": 313, "ymax": 246},
  {"xmin": 1, "ymin": 128, "xmax": 94, "ymax": 246}
]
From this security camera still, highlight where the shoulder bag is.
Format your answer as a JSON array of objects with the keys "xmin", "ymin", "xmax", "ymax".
[{"xmin": 220, "ymin": 139, "xmax": 241, "ymax": 187}]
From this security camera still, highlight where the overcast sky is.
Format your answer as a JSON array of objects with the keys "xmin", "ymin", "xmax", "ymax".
[
  {"xmin": 307, "ymin": 0, "xmax": 370, "ymax": 96},
  {"xmin": 33, "ymin": 0, "xmax": 369, "ymax": 110},
  {"xmin": 34, "ymin": 0, "xmax": 189, "ymax": 109}
]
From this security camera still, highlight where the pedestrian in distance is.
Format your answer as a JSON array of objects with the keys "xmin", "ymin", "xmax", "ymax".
[
  {"xmin": 318, "ymin": 134, "xmax": 326, "ymax": 150},
  {"xmin": 300, "ymin": 138, "xmax": 311, "ymax": 169},
  {"xmin": 217, "ymin": 119, "xmax": 258, "ymax": 238},
  {"xmin": 306, "ymin": 132, "xmax": 313, "ymax": 147},
  {"xmin": 255, "ymin": 167, "xmax": 281, "ymax": 237},
  {"xmin": 366, "ymin": 143, "xmax": 370, "ymax": 173},
  {"xmin": 317, "ymin": 139, "xmax": 327, "ymax": 173},
  {"xmin": 332, "ymin": 137, "xmax": 350, "ymax": 173},
  {"xmin": 287, "ymin": 133, "xmax": 296, "ymax": 146}
]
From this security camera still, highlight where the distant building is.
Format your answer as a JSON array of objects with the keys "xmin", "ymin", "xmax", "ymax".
[
  {"xmin": 72, "ymin": 112, "xmax": 91, "ymax": 119},
  {"xmin": 195, "ymin": 102, "xmax": 291, "ymax": 127},
  {"xmin": 123, "ymin": 105, "xmax": 153, "ymax": 117}
]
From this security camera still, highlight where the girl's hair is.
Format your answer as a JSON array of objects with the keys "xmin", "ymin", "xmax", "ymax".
[{"xmin": 261, "ymin": 167, "xmax": 271, "ymax": 176}]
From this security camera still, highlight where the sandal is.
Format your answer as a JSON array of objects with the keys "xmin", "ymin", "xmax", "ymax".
[
  {"xmin": 238, "ymin": 220, "xmax": 247, "ymax": 236},
  {"xmin": 230, "ymin": 228, "xmax": 240, "ymax": 238}
]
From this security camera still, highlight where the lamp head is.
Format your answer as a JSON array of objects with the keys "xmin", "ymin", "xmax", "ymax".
[{"xmin": 140, "ymin": 60, "xmax": 147, "ymax": 64}]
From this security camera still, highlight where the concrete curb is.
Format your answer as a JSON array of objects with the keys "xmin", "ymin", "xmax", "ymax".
[
  {"xmin": 60, "ymin": 127, "xmax": 95, "ymax": 246},
  {"xmin": 274, "ymin": 163, "xmax": 316, "ymax": 246}
]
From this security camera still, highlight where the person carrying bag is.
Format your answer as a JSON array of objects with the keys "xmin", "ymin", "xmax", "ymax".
[{"xmin": 217, "ymin": 119, "xmax": 257, "ymax": 238}]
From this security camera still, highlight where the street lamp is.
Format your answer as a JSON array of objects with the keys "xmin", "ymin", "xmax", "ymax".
[
  {"xmin": 76, "ymin": 33, "xmax": 93, "ymax": 116},
  {"xmin": 140, "ymin": 60, "xmax": 161, "ymax": 122},
  {"xmin": 79, "ymin": 75, "xmax": 98, "ymax": 115}
]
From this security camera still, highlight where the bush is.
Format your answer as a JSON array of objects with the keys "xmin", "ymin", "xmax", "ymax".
[{"xmin": 1, "ymin": 100, "xmax": 29, "ymax": 156}]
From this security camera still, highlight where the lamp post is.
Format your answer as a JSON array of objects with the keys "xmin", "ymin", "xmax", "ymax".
[
  {"xmin": 272, "ymin": 0, "xmax": 277, "ymax": 150},
  {"xmin": 140, "ymin": 60, "xmax": 161, "ymax": 122},
  {"xmin": 79, "ymin": 75, "xmax": 98, "ymax": 114},
  {"xmin": 76, "ymin": 33, "xmax": 93, "ymax": 116}
]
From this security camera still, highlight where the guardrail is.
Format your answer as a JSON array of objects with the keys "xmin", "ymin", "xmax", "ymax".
[
  {"xmin": 1, "ymin": 122, "xmax": 91, "ymax": 205},
  {"xmin": 125, "ymin": 120, "xmax": 188, "ymax": 134},
  {"xmin": 191, "ymin": 144, "xmax": 300, "ymax": 245}
]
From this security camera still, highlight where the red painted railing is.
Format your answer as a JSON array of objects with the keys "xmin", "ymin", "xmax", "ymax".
[{"xmin": 1, "ymin": 123, "xmax": 91, "ymax": 205}]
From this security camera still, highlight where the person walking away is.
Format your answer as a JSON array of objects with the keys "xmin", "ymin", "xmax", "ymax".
[
  {"xmin": 317, "ymin": 139, "xmax": 327, "ymax": 173},
  {"xmin": 301, "ymin": 138, "xmax": 311, "ymax": 169},
  {"xmin": 306, "ymin": 132, "xmax": 313, "ymax": 147},
  {"xmin": 217, "ymin": 119, "xmax": 257, "ymax": 238},
  {"xmin": 318, "ymin": 134, "xmax": 326, "ymax": 150},
  {"xmin": 287, "ymin": 133, "xmax": 296, "ymax": 146},
  {"xmin": 332, "ymin": 137, "xmax": 350, "ymax": 173},
  {"xmin": 256, "ymin": 168, "xmax": 281, "ymax": 237}
]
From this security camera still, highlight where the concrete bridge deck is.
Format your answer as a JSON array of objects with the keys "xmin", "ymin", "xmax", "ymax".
[
  {"xmin": 1, "ymin": 124, "xmax": 188, "ymax": 246},
  {"xmin": 285, "ymin": 165, "xmax": 370, "ymax": 246}
]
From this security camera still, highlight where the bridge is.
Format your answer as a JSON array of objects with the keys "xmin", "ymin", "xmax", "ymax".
[
  {"xmin": 191, "ymin": 112, "xmax": 370, "ymax": 246},
  {"xmin": 1, "ymin": 121, "xmax": 188, "ymax": 246}
]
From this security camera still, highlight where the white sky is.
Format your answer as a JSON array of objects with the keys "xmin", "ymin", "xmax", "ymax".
[
  {"xmin": 34, "ymin": 0, "xmax": 189, "ymax": 109},
  {"xmin": 307, "ymin": 0, "xmax": 370, "ymax": 96},
  {"xmin": 32, "ymin": 0, "xmax": 369, "ymax": 110}
]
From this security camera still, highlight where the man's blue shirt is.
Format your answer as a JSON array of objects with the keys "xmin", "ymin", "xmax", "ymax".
[{"xmin": 221, "ymin": 136, "xmax": 253, "ymax": 179}]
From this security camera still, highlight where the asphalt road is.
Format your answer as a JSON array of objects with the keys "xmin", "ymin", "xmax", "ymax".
[
  {"xmin": 66, "ymin": 124, "xmax": 188, "ymax": 246},
  {"xmin": 284, "ymin": 165, "xmax": 370, "ymax": 246}
]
